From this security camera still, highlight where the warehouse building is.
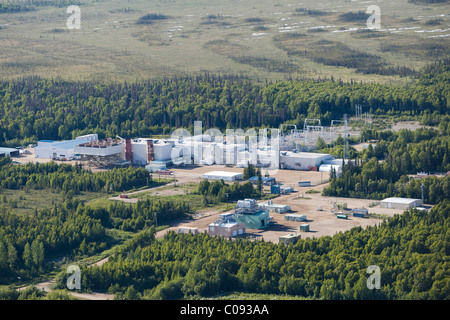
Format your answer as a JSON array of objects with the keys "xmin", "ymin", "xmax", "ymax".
[
  {"xmin": 261, "ymin": 200, "xmax": 291, "ymax": 213},
  {"xmin": 34, "ymin": 134, "xmax": 98, "ymax": 160},
  {"xmin": 0, "ymin": 147, "xmax": 20, "ymax": 158},
  {"xmin": 279, "ymin": 151, "xmax": 332, "ymax": 170},
  {"xmin": 202, "ymin": 171, "xmax": 243, "ymax": 181},
  {"xmin": 380, "ymin": 197, "xmax": 423, "ymax": 210}
]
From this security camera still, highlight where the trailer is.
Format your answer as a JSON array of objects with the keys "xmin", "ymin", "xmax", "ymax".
[
  {"xmin": 298, "ymin": 181, "xmax": 311, "ymax": 187},
  {"xmin": 337, "ymin": 214, "xmax": 348, "ymax": 219},
  {"xmin": 285, "ymin": 214, "xmax": 307, "ymax": 222},
  {"xmin": 353, "ymin": 212, "xmax": 369, "ymax": 218}
]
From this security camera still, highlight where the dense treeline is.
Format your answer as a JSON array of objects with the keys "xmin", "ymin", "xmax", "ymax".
[
  {"xmin": 136, "ymin": 13, "xmax": 171, "ymax": 24},
  {"xmin": 0, "ymin": 0, "xmax": 83, "ymax": 13},
  {"xmin": 0, "ymin": 199, "xmax": 106, "ymax": 283},
  {"xmin": 106, "ymin": 198, "xmax": 188, "ymax": 232},
  {"xmin": 0, "ymin": 195, "xmax": 189, "ymax": 283},
  {"xmin": 323, "ymin": 128, "xmax": 450, "ymax": 202},
  {"xmin": 72, "ymin": 200, "xmax": 449, "ymax": 300},
  {"xmin": 0, "ymin": 161, "xmax": 149, "ymax": 193},
  {"xmin": 0, "ymin": 61, "xmax": 448, "ymax": 144},
  {"xmin": 196, "ymin": 179, "xmax": 260, "ymax": 203}
]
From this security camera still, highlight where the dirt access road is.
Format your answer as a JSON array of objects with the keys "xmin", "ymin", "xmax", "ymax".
[{"xmin": 18, "ymin": 257, "xmax": 114, "ymax": 300}]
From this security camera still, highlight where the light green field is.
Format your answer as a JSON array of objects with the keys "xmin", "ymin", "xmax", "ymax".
[
  {"xmin": 0, "ymin": 0, "xmax": 448, "ymax": 83},
  {"xmin": 0, "ymin": 188, "xmax": 105, "ymax": 215}
]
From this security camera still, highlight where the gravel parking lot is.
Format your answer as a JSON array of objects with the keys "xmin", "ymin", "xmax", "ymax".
[{"xmin": 163, "ymin": 165, "xmax": 404, "ymax": 243}]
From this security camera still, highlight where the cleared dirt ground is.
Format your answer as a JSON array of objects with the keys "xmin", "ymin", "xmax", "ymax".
[{"xmin": 159, "ymin": 165, "xmax": 405, "ymax": 243}]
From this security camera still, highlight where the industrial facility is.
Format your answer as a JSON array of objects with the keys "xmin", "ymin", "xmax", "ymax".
[
  {"xmin": 380, "ymin": 197, "xmax": 423, "ymax": 210},
  {"xmin": 234, "ymin": 199, "xmax": 273, "ymax": 229},
  {"xmin": 35, "ymin": 134, "xmax": 98, "ymax": 160},
  {"xmin": 279, "ymin": 151, "xmax": 332, "ymax": 170},
  {"xmin": 29, "ymin": 126, "xmax": 348, "ymax": 174},
  {"xmin": 208, "ymin": 213, "xmax": 246, "ymax": 238}
]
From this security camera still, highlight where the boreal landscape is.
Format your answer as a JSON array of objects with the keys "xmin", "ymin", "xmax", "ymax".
[{"xmin": 0, "ymin": 0, "xmax": 448, "ymax": 307}]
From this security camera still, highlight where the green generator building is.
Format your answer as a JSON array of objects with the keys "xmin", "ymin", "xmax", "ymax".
[{"xmin": 234, "ymin": 199, "xmax": 273, "ymax": 230}]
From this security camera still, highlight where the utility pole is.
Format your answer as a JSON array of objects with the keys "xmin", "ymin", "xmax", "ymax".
[
  {"xmin": 421, "ymin": 183, "xmax": 425, "ymax": 205},
  {"xmin": 344, "ymin": 114, "xmax": 349, "ymax": 163}
]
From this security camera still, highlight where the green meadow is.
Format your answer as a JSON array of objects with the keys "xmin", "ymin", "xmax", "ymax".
[{"xmin": 0, "ymin": 0, "xmax": 448, "ymax": 83}]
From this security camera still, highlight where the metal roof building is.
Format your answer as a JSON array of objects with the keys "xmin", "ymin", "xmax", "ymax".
[
  {"xmin": 380, "ymin": 197, "xmax": 423, "ymax": 210},
  {"xmin": 279, "ymin": 151, "xmax": 332, "ymax": 170},
  {"xmin": 0, "ymin": 147, "xmax": 19, "ymax": 157},
  {"xmin": 202, "ymin": 171, "xmax": 243, "ymax": 181},
  {"xmin": 260, "ymin": 200, "xmax": 291, "ymax": 213}
]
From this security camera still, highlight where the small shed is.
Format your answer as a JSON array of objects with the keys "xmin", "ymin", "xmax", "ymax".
[
  {"xmin": 298, "ymin": 181, "xmax": 311, "ymax": 187},
  {"xmin": 299, "ymin": 224, "xmax": 310, "ymax": 232},
  {"xmin": 271, "ymin": 185, "xmax": 280, "ymax": 194},
  {"xmin": 279, "ymin": 233, "xmax": 301, "ymax": 245}
]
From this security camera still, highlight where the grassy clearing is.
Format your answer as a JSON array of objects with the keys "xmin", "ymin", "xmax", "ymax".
[
  {"xmin": 0, "ymin": 0, "xmax": 447, "ymax": 83},
  {"xmin": 213, "ymin": 292, "xmax": 310, "ymax": 300},
  {"xmin": 0, "ymin": 188, "xmax": 105, "ymax": 215}
]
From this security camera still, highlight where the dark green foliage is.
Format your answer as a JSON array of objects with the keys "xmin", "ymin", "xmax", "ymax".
[
  {"xmin": 0, "ymin": 62, "xmax": 448, "ymax": 145},
  {"xmin": 0, "ymin": 162, "xmax": 149, "ymax": 193},
  {"xmin": 196, "ymin": 179, "xmax": 259, "ymax": 203},
  {"xmin": 80, "ymin": 201, "xmax": 450, "ymax": 300},
  {"xmin": 323, "ymin": 128, "xmax": 450, "ymax": 202},
  {"xmin": 0, "ymin": 0, "xmax": 83, "ymax": 14},
  {"xmin": 108, "ymin": 198, "xmax": 188, "ymax": 232},
  {"xmin": 242, "ymin": 163, "xmax": 256, "ymax": 180},
  {"xmin": 295, "ymin": 8, "xmax": 330, "ymax": 16},
  {"xmin": 338, "ymin": 11, "xmax": 370, "ymax": 22},
  {"xmin": 136, "ymin": 13, "xmax": 171, "ymax": 24},
  {"xmin": 0, "ymin": 199, "xmax": 107, "ymax": 283}
]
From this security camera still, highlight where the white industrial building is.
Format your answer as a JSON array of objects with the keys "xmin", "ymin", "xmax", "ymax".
[
  {"xmin": 260, "ymin": 200, "xmax": 291, "ymax": 213},
  {"xmin": 0, "ymin": 147, "xmax": 20, "ymax": 158},
  {"xmin": 279, "ymin": 151, "xmax": 332, "ymax": 170},
  {"xmin": 208, "ymin": 212, "xmax": 246, "ymax": 238},
  {"xmin": 34, "ymin": 134, "xmax": 98, "ymax": 160},
  {"xmin": 380, "ymin": 197, "xmax": 423, "ymax": 210},
  {"xmin": 202, "ymin": 171, "xmax": 243, "ymax": 181}
]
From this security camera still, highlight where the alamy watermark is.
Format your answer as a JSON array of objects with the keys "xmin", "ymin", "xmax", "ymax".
[
  {"xmin": 66, "ymin": 265, "xmax": 81, "ymax": 290},
  {"xmin": 366, "ymin": 5, "xmax": 381, "ymax": 30},
  {"xmin": 366, "ymin": 265, "xmax": 381, "ymax": 289},
  {"xmin": 67, "ymin": 5, "xmax": 81, "ymax": 30}
]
